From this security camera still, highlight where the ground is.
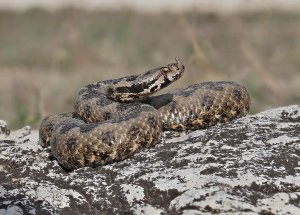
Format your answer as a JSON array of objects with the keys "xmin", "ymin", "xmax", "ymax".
[{"xmin": 0, "ymin": 105, "xmax": 299, "ymax": 214}]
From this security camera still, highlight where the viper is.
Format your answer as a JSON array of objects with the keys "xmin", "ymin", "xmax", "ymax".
[{"xmin": 39, "ymin": 58, "xmax": 250, "ymax": 170}]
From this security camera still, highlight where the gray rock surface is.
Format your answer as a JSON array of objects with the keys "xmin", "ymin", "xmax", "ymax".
[{"xmin": 0, "ymin": 105, "xmax": 300, "ymax": 215}]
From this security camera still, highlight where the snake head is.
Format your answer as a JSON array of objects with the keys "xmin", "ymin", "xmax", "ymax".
[
  {"xmin": 162, "ymin": 57, "xmax": 185, "ymax": 82},
  {"xmin": 108, "ymin": 58, "xmax": 186, "ymax": 102}
]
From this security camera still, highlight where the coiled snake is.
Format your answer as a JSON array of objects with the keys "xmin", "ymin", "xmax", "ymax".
[{"xmin": 39, "ymin": 58, "xmax": 250, "ymax": 170}]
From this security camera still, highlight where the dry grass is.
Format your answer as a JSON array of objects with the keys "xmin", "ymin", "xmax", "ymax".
[{"xmin": 0, "ymin": 8, "xmax": 299, "ymax": 128}]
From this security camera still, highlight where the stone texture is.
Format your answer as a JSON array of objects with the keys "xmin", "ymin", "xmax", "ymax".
[{"xmin": 0, "ymin": 105, "xmax": 300, "ymax": 215}]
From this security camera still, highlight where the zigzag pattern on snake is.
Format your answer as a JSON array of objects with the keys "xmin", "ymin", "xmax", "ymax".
[{"xmin": 39, "ymin": 58, "xmax": 250, "ymax": 170}]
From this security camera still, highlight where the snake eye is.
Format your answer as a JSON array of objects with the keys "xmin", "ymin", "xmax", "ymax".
[{"xmin": 162, "ymin": 67, "xmax": 170, "ymax": 73}]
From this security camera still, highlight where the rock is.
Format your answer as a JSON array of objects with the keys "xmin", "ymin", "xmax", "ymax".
[
  {"xmin": 0, "ymin": 105, "xmax": 299, "ymax": 215},
  {"xmin": 0, "ymin": 120, "xmax": 10, "ymax": 136}
]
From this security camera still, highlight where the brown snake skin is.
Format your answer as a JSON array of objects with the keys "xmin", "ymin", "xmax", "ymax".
[{"xmin": 39, "ymin": 58, "xmax": 250, "ymax": 170}]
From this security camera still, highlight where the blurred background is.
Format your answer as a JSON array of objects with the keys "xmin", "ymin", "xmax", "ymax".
[{"xmin": 0, "ymin": 0, "xmax": 300, "ymax": 129}]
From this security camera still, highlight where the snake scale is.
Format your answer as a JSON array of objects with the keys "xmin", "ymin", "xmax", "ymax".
[{"xmin": 39, "ymin": 58, "xmax": 250, "ymax": 170}]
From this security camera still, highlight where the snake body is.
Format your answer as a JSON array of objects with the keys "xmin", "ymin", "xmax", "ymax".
[{"xmin": 39, "ymin": 58, "xmax": 250, "ymax": 170}]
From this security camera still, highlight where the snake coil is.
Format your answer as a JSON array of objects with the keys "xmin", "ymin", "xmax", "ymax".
[{"xmin": 39, "ymin": 58, "xmax": 250, "ymax": 170}]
